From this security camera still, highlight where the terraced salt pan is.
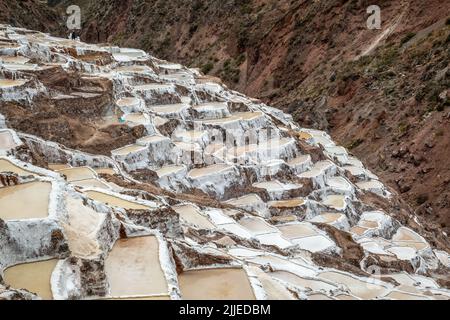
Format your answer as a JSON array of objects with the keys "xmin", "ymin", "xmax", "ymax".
[
  {"xmin": 239, "ymin": 217, "xmax": 278, "ymax": 235},
  {"xmin": 391, "ymin": 227, "xmax": 429, "ymax": 251},
  {"xmin": 326, "ymin": 177, "xmax": 353, "ymax": 193},
  {"xmin": 158, "ymin": 63, "xmax": 183, "ymax": 71},
  {"xmin": 0, "ymin": 55, "xmax": 29, "ymax": 64},
  {"xmin": 113, "ymin": 48, "xmax": 147, "ymax": 62},
  {"xmin": 173, "ymin": 130, "xmax": 207, "ymax": 144},
  {"xmin": 201, "ymin": 111, "xmax": 264, "ymax": 126},
  {"xmin": 292, "ymin": 235, "xmax": 335, "ymax": 252},
  {"xmin": 319, "ymin": 271, "xmax": 390, "ymax": 299},
  {"xmin": 85, "ymin": 190, "xmax": 149, "ymax": 210},
  {"xmin": 105, "ymin": 237, "xmax": 168, "ymax": 298},
  {"xmin": 271, "ymin": 271, "xmax": 338, "ymax": 292},
  {"xmin": 73, "ymin": 179, "xmax": 111, "ymax": 190},
  {"xmin": 150, "ymin": 103, "xmax": 189, "ymax": 117},
  {"xmin": 3, "ymin": 259, "xmax": 59, "ymax": 300},
  {"xmin": 115, "ymin": 65, "xmax": 153, "ymax": 74},
  {"xmin": 2, "ymin": 63, "xmax": 39, "ymax": 71},
  {"xmin": 133, "ymin": 83, "xmax": 174, "ymax": 92},
  {"xmin": 219, "ymin": 223, "xmax": 253, "ymax": 239},
  {"xmin": 94, "ymin": 168, "xmax": 116, "ymax": 175},
  {"xmin": 111, "ymin": 144, "xmax": 147, "ymax": 156},
  {"xmin": 277, "ymin": 223, "xmax": 318, "ymax": 239},
  {"xmin": 178, "ymin": 268, "xmax": 256, "ymax": 300},
  {"xmin": 252, "ymin": 181, "xmax": 302, "ymax": 201},
  {"xmin": 0, "ymin": 158, "xmax": 35, "ymax": 175},
  {"xmin": 255, "ymin": 233, "xmax": 292, "ymax": 249},
  {"xmin": 0, "ymin": 79, "xmax": 27, "ymax": 88},
  {"xmin": 0, "ymin": 182, "xmax": 51, "ymax": 220},
  {"xmin": 48, "ymin": 164, "xmax": 71, "ymax": 171},
  {"xmin": 287, "ymin": 154, "xmax": 312, "ymax": 173},
  {"xmin": 187, "ymin": 164, "xmax": 232, "ymax": 179},
  {"xmin": 116, "ymin": 97, "xmax": 142, "ymax": 111},
  {"xmin": 137, "ymin": 134, "xmax": 170, "ymax": 145},
  {"xmin": 192, "ymin": 102, "xmax": 230, "ymax": 119},
  {"xmin": 276, "ymin": 222, "xmax": 336, "ymax": 252},
  {"xmin": 123, "ymin": 113, "xmax": 148, "ymax": 125},
  {"xmin": 269, "ymin": 198, "xmax": 305, "ymax": 209},
  {"xmin": 247, "ymin": 255, "xmax": 317, "ymax": 278},
  {"xmin": 172, "ymin": 204, "xmax": 215, "ymax": 229},
  {"xmin": 393, "ymin": 227, "xmax": 427, "ymax": 242},
  {"xmin": 249, "ymin": 267, "xmax": 294, "ymax": 300},
  {"xmin": 298, "ymin": 160, "xmax": 335, "ymax": 183},
  {"xmin": 309, "ymin": 213, "xmax": 346, "ymax": 225},
  {"xmin": 384, "ymin": 290, "xmax": 430, "ymax": 300},
  {"xmin": 350, "ymin": 226, "xmax": 370, "ymax": 236},
  {"xmin": 0, "ymin": 131, "xmax": 19, "ymax": 150},
  {"xmin": 322, "ymin": 195, "xmax": 347, "ymax": 210},
  {"xmin": 57, "ymin": 167, "xmax": 96, "ymax": 182},
  {"xmin": 156, "ymin": 165, "xmax": 185, "ymax": 178},
  {"xmin": 228, "ymin": 137, "xmax": 295, "ymax": 161}
]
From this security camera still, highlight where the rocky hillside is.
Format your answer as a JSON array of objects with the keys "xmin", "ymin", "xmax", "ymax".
[
  {"xmin": 0, "ymin": 0, "xmax": 63, "ymax": 34},
  {"xmin": 0, "ymin": 25, "xmax": 449, "ymax": 300},
  {"xmin": 39, "ymin": 0, "xmax": 450, "ymax": 235}
]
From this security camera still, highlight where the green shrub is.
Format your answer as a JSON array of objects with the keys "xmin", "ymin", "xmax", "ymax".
[
  {"xmin": 201, "ymin": 62, "xmax": 214, "ymax": 74},
  {"xmin": 400, "ymin": 32, "xmax": 416, "ymax": 46}
]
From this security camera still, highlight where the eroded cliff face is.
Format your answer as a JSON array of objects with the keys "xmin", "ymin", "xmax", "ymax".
[
  {"xmin": 0, "ymin": 25, "xmax": 449, "ymax": 301},
  {"xmin": 39, "ymin": 0, "xmax": 450, "ymax": 234}
]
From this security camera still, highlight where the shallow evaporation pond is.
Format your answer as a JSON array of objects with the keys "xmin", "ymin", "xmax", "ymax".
[
  {"xmin": 151, "ymin": 103, "xmax": 188, "ymax": 115},
  {"xmin": 3, "ymin": 259, "xmax": 59, "ymax": 300},
  {"xmin": 116, "ymin": 97, "xmax": 140, "ymax": 107},
  {"xmin": 73, "ymin": 179, "xmax": 111, "ymax": 190},
  {"xmin": 277, "ymin": 223, "xmax": 318, "ymax": 239},
  {"xmin": 188, "ymin": 164, "xmax": 232, "ymax": 179},
  {"xmin": 137, "ymin": 135, "xmax": 169, "ymax": 144},
  {"xmin": 356, "ymin": 180, "xmax": 384, "ymax": 190},
  {"xmin": 385, "ymin": 291, "xmax": 429, "ymax": 300},
  {"xmin": 322, "ymin": 195, "xmax": 346, "ymax": 210},
  {"xmin": 0, "ymin": 181, "xmax": 51, "ymax": 220},
  {"xmin": 271, "ymin": 271, "xmax": 338, "ymax": 292},
  {"xmin": 58, "ymin": 167, "xmax": 96, "ymax": 182},
  {"xmin": 239, "ymin": 217, "xmax": 277, "ymax": 235},
  {"xmin": 235, "ymin": 111, "xmax": 264, "ymax": 120},
  {"xmin": 269, "ymin": 198, "xmax": 305, "ymax": 209},
  {"xmin": 227, "ymin": 194, "xmax": 262, "ymax": 206},
  {"xmin": 319, "ymin": 271, "xmax": 389, "ymax": 299},
  {"xmin": 115, "ymin": 66, "xmax": 152, "ymax": 74},
  {"xmin": 297, "ymin": 132, "xmax": 313, "ymax": 140},
  {"xmin": 0, "ymin": 79, "xmax": 27, "ymax": 88},
  {"xmin": 156, "ymin": 165, "xmax": 185, "ymax": 178},
  {"xmin": 309, "ymin": 213, "xmax": 343, "ymax": 224},
  {"xmin": 112, "ymin": 144, "xmax": 147, "ymax": 156},
  {"xmin": 0, "ymin": 131, "xmax": 19, "ymax": 150},
  {"xmin": 85, "ymin": 190, "xmax": 149, "ymax": 210},
  {"xmin": 0, "ymin": 159, "xmax": 35, "ymax": 176},
  {"xmin": 48, "ymin": 163, "xmax": 71, "ymax": 171},
  {"xmin": 172, "ymin": 204, "xmax": 215, "ymax": 229},
  {"xmin": 178, "ymin": 268, "xmax": 255, "ymax": 300},
  {"xmin": 124, "ymin": 113, "xmax": 147, "ymax": 124},
  {"xmin": 393, "ymin": 227, "xmax": 425, "ymax": 242},
  {"xmin": 105, "ymin": 236, "xmax": 168, "ymax": 297},
  {"xmin": 94, "ymin": 168, "xmax": 116, "ymax": 175},
  {"xmin": 0, "ymin": 56, "xmax": 30, "ymax": 64}
]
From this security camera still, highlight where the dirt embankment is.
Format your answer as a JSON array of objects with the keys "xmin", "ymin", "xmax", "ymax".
[{"xmin": 0, "ymin": 67, "xmax": 146, "ymax": 156}]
